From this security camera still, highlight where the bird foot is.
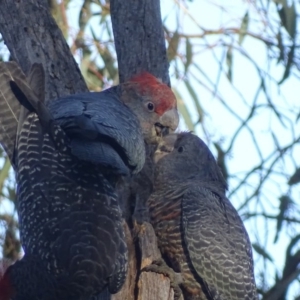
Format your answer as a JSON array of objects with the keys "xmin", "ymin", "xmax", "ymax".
[{"xmin": 142, "ymin": 259, "xmax": 183, "ymax": 299}]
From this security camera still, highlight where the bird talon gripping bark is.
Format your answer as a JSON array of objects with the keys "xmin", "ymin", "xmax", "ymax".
[{"xmin": 142, "ymin": 259, "xmax": 183, "ymax": 299}]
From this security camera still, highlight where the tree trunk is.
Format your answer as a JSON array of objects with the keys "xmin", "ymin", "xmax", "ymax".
[
  {"xmin": 0, "ymin": 0, "xmax": 175, "ymax": 299},
  {"xmin": 0, "ymin": 0, "xmax": 88, "ymax": 101},
  {"xmin": 110, "ymin": 0, "xmax": 175, "ymax": 298},
  {"xmin": 110, "ymin": 0, "xmax": 170, "ymax": 86}
]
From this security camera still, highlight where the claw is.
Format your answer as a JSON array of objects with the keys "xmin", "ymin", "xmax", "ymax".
[{"xmin": 142, "ymin": 259, "xmax": 183, "ymax": 300}]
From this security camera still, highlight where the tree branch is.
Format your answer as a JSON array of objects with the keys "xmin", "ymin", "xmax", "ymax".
[
  {"xmin": 0, "ymin": 0, "xmax": 87, "ymax": 102},
  {"xmin": 110, "ymin": 0, "xmax": 170, "ymax": 85}
]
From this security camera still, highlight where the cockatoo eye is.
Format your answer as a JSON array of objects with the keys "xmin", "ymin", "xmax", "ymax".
[
  {"xmin": 147, "ymin": 102, "xmax": 155, "ymax": 112},
  {"xmin": 177, "ymin": 146, "xmax": 184, "ymax": 153}
]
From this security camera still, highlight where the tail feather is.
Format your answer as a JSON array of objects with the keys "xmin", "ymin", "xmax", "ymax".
[
  {"xmin": 9, "ymin": 76, "xmax": 51, "ymax": 132},
  {"xmin": 0, "ymin": 62, "xmax": 45, "ymax": 168},
  {"xmin": 7, "ymin": 65, "xmax": 67, "ymax": 155},
  {"xmin": 0, "ymin": 62, "xmax": 25, "ymax": 166}
]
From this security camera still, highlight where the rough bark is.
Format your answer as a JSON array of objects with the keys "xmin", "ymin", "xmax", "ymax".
[
  {"xmin": 110, "ymin": 1, "xmax": 174, "ymax": 298},
  {"xmin": 0, "ymin": 0, "xmax": 88, "ymax": 102},
  {"xmin": 110, "ymin": 0, "xmax": 170, "ymax": 86},
  {"xmin": 0, "ymin": 0, "xmax": 175, "ymax": 299}
]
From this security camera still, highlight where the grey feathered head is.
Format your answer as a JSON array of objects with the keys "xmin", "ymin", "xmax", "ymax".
[{"xmin": 154, "ymin": 132, "xmax": 228, "ymax": 190}]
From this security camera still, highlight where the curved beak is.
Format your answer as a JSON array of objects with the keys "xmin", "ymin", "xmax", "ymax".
[
  {"xmin": 153, "ymin": 133, "xmax": 178, "ymax": 163},
  {"xmin": 155, "ymin": 108, "xmax": 179, "ymax": 137}
]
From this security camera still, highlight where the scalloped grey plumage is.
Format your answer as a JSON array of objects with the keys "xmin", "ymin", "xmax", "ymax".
[
  {"xmin": 148, "ymin": 132, "xmax": 258, "ymax": 300},
  {"xmin": 0, "ymin": 62, "xmax": 146, "ymax": 299}
]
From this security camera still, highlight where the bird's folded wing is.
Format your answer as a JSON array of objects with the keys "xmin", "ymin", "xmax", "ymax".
[
  {"xmin": 49, "ymin": 90, "xmax": 145, "ymax": 174},
  {"xmin": 182, "ymin": 186, "xmax": 257, "ymax": 300}
]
